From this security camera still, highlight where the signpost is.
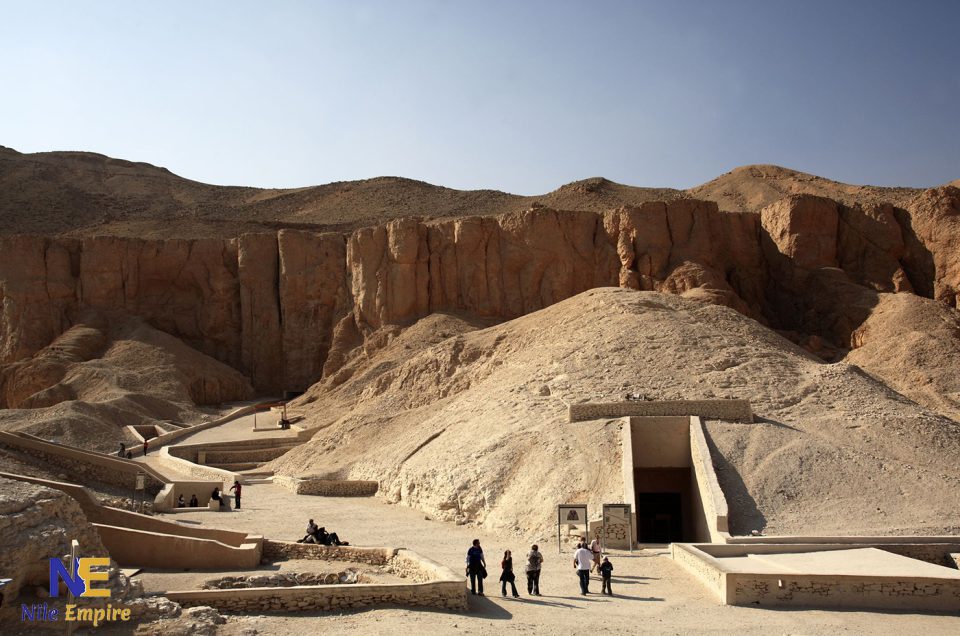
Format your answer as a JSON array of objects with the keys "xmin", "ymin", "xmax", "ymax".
[
  {"xmin": 135, "ymin": 472, "xmax": 145, "ymax": 513},
  {"xmin": 557, "ymin": 504, "xmax": 588, "ymax": 554},
  {"xmin": 65, "ymin": 539, "xmax": 79, "ymax": 636}
]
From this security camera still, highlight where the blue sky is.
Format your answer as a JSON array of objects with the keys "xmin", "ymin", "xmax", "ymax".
[{"xmin": 1, "ymin": 1, "xmax": 958, "ymax": 193}]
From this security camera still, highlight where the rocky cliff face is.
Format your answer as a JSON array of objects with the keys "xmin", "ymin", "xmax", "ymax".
[
  {"xmin": 1, "ymin": 188, "xmax": 958, "ymax": 396},
  {"xmin": 0, "ymin": 476, "xmax": 107, "ymax": 607}
]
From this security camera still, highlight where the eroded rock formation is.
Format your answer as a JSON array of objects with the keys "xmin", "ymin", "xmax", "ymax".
[
  {"xmin": 1, "ymin": 188, "xmax": 959, "ymax": 396},
  {"xmin": 0, "ymin": 476, "xmax": 106, "ymax": 606}
]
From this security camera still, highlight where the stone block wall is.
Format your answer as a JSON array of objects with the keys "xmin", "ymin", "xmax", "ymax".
[
  {"xmin": 728, "ymin": 573, "xmax": 960, "ymax": 611},
  {"xmin": 168, "ymin": 580, "xmax": 467, "ymax": 613},
  {"xmin": 169, "ymin": 544, "xmax": 467, "ymax": 613},
  {"xmin": 204, "ymin": 446, "xmax": 292, "ymax": 464},
  {"xmin": 569, "ymin": 399, "xmax": 753, "ymax": 423},
  {"xmin": 273, "ymin": 475, "xmax": 379, "ymax": 496},
  {"xmin": 671, "ymin": 544, "xmax": 725, "ymax": 599},
  {"xmin": 263, "ymin": 540, "xmax": 394, "ymax": 565}
]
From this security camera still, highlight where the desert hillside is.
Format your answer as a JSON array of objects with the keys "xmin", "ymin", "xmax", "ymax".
[
  {"xmin": 1, "ymin": 146, "xmax": 959, "ymax": 539},
  {"xmin": 268, "ymin": 289, "xmax": 960, "ymax": 537},
  {"xmin": 0, "ymin": 145, "xmax": 935, "ymax": 238},
  {"xmin": 0, "ymin": 312, "xmax": 251, "ymax": 450}
]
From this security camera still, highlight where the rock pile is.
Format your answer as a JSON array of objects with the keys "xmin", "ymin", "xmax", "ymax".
[{"xmin": 201, "ymin": 569, "xmax": 362, "ymax": 589}]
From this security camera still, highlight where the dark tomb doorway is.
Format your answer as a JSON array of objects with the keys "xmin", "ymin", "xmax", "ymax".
[{"xmin": 634, "ymin": 467, "xmax": 694, "ymax": 543}]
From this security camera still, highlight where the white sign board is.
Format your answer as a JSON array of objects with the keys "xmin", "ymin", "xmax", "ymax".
[{"xmin": 557, "ymin": 504, "xmax": 588, "ymax": 553}]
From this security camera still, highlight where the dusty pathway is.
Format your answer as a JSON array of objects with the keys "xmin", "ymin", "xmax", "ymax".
[{"xmin": 154, "ymin": 482, "xmax": 960, "ymax": 635}]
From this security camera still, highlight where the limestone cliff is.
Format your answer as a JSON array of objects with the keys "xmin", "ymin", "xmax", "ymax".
[{"xmin": 1, "ymin": 189, "xmax": 959, "ymax": 398}]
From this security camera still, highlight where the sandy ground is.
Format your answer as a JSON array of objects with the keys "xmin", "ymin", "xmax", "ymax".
[{"xmin": 146, "ymin": 482, "xmax": 960, "ymax": 635}]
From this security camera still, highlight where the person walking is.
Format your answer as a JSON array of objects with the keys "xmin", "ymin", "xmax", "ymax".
[
  {"xmin": 574, "ymin": 542, "xmax": 593, "ymax": 595},
  {"xmin": 600, "ymin": 556, "xmax": 614, "ymax": 595},
  {"xmin": 465, "ymin": 539, "xmax": 486, "ymax": 596},
  {"xmin": 142, "ymin": 440, "xmax": 148, "ymax": 456},
  {"xmin": 590, "ymin": 533, "xmax": 602, "ymax": 572},
  {"xmin": 500, "ymin": 550, "xmax": 519, "ymax": 598},
  {"xmin": 525, "ymin": 544, "xmax": 543, "ymax": 596},
  {"xmin": 230, "ymin": 480, "xmax": 242, "ymax": 509}
]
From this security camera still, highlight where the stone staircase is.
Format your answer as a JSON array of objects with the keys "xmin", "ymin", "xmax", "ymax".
[{"xmin": 197, "ymin": 439, "xmax": 300, "ymax": 477}]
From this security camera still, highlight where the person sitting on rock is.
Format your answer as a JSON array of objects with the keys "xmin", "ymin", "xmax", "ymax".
[
  {"xmin": 211, "ymin": 487, "xmax": 223, "ymax": 507},
  {"xmin": 298, "ymin": 518, "xmax": 320, "ymax": 543},
  {"xmin": 189, "ymin": 494, "xmax": 199, "ymax": 507},
  {"xmin": 177, "ymin": 494, "xmax": 185, "ymax": 507}
]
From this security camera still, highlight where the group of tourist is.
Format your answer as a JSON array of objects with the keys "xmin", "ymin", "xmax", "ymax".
[
  {"xmin": 177, "ymin": 494, "xmax": 200, "ymax": 507},
  {"xmin": 297, "ymin": 518, "xmax": 350, "ymax": 546},
  {"xmin": 172, "ymin": 480, "xmax": 243, "ymax": 510},
  {"xmin": 466, "ymin": 532, "xmax": 614, "ymax": 598}
]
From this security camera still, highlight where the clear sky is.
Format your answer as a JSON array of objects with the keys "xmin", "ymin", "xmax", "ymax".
[{"xmin": 1, "ymin": 1, "xmax": 958, "ymax": 193}]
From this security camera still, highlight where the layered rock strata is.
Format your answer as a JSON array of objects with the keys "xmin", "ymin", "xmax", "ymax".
[{"xmin": 2, "ymin": 189, "xmax": 958, "ymax": 394}]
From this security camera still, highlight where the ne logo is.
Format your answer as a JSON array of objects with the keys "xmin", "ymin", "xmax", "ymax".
[{"xmin": 49, "ymin": 557, "xmax": 111, "ymax": 597}]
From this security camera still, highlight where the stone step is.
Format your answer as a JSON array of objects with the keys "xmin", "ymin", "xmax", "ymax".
[{"xmin": 206, "ymin": 462, "xmax": 262, "ymax": 471}]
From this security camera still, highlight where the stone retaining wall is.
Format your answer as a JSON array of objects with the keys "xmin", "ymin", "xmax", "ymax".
[
  {"xmin": 672, "ymin": 543, "xmax": 725, "ymax": 597},
  {"xmin": 159, "ymin": 448, "xmax": 241, "ymax": 486},
  {"xmin": 168, "ymin": 546, "xmax": 466, "ymax": 613},
  {"xmin": 263, "ymin": 540, "xmax": 394, "ymax": 565},
  {"xmin": 204, "ymin": 446, "xmax": 293, "ymax": 463},
  {"xmin": 169, "ymin": 580, "xmax": 466, "ymax": 613},
  {"xmin": 0, "ymin": 432, "xmax": 165, "ymax": 494},
  {"xmin": 569, "ymin": 399, "xmax": 752, "ymax": 423},
  {"xmin": 728, "ymin": 572, "xmax": 960, "ymax": 611},
  {"xmin": 673, "ymin": 542, "xmax": 960, "ymax": 611},
  {"xmin": 273, "ymin": 475, "xmax": 379, "ymax": 496}
]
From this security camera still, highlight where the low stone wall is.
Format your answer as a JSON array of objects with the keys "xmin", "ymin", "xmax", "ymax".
[
  {"xmin": 274, "ymin": 475, "xmax": 379, "ymax": 496},
  {"xmin": 728, "ymin": 572, "xmax": 960, "ymax": 611},
  {"xmin": 672, "ymin": 543, "xmax": 726, "ymax": 598},
  {"xmin": 0, "ymin": 431, "xmax": 165, "ymax": 494},
  {"xmin": 204, "ymin": 446, "xmax": 293, "ymax": 463},
  {"xmin": 674, "ymin": 542, "xmax": 960, "ymax": 611},
  {"xmin": 263, "ymin": 540, "xmax": 394, "ymax": 565},
  {"xmin": 167, "ymin": 547, "xmax": 467, "ymax": 613},
  {"xmin": 569, "ymin": 399, "xmax": 753, "ymax": 423},
  {"xmin": 154, "ymin": 480, "xmax": 224, "ymax": 512},
  {"xmin": 159, "ymin": 447, "xmax": 241, "ymax": 487},
  {"xmin": 93, "ymin": 524, "xmax": 261, "ymax": 569}
]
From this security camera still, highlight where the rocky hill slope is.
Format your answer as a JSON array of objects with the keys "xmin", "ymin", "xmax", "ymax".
[
  {"xmin": 268, "ymin": 289, "xmax": 960, "ymax": 537},
  {"xmin": 0, "ymin": 145, "xmax": 933, "ymax": 238}
]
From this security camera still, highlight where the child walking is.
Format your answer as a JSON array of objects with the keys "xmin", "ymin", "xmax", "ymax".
[{"xmin": 600, "ymin": 556, "xmax": 614, "ymax": 595}]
